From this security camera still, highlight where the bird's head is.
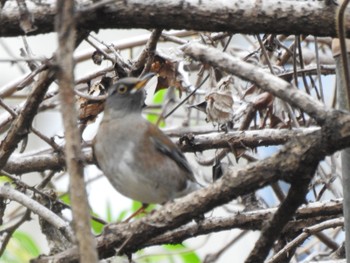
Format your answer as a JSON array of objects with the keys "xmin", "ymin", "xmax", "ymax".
[{"xmin": 105, "ymin": 73, "xmax": 155, "ymax": 116}]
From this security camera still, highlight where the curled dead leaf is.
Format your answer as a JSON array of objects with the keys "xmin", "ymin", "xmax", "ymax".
[
  {"xmin": 150, "ymin": 55, "xmax": 184, "ymax": 96},
  {"xmin": 78, "ymin": 76, "xmax": 113, "ymax": 124}
]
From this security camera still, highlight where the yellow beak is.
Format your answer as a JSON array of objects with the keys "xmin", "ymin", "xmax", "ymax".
[{"xmin": 132, "ymin": 72, "xmax": 156, "ymax": 92}]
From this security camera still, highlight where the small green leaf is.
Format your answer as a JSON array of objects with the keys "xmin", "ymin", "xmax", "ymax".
[
  {"xmin": 116, "ymin": 210, "xmax": 129, "ymax": 221},
  {"xmin": 153, "ymin": 89, "xmax": 167, "ymax": 104},
  {"xmin": 90, "ymin": 214, "xmax": 104, "ymax": 234},
  {"xmin": 0, "ymin": 175, "xmax": 13, "ymax": 183},
  {"xmin": 146, "ymin": 89, "xmax": 166, "ymax": 127},
  {"xmin": 59, "ymin": 193, "xmax": 71, "ymax": 205},
  {"xmin": 1, "ymin": 231, "xmax": 40, "ymax": 263},
  {"xmin": 13, "ymin": 231, "xmax": 40, "ymax": 256},
  {"xmin": 164, "ymin": 244, "xmax": 201, "ymax": 263},
  {"xmin": 105, "ymin": 200, "xmax": 113, "ymax": 222}
]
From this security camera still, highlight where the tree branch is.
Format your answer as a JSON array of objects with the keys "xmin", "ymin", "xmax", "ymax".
[
  {"xmin": 0, "ymin": 0, "xmax": 341, "ymax": 37},
  {"xmin": 0, "ymin": 69, "xmax": 55, "ymax": 169},
  {"xmin": 0, "ymin": 184, "xmax": 74, "ymax": 242},
  {"xmin": 267, "ymin": 218, "xmax": 344, "ymax": 263},
  {"xmin": 1, "ymin": 128, "xmax": 319, "ymax": 174},
  {"xmin": 146, "ymin": 199, "xmax": 343, "ymax": 248},
  {"xmin": 178, "ymin": 127, "xmax": 319, "ymax": 152},
  {"xmin": 32, "ymin": 110, "xmax": 350, "ymax": 261},
  {"xmin": 181, "ymin": 43, "xmax": 328, "ymax": 124},
  {"xmin": 246, "ymin": 162, "xmax": 315, "ymax": 262},
  {"xmin": 55, "ymin": 1, "xmax": 98, "ymax": 262}
]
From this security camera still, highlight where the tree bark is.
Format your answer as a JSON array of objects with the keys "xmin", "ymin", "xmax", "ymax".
[{"xmin": 0, "ymin": 0, "xmax": 343, "ymax": 37}]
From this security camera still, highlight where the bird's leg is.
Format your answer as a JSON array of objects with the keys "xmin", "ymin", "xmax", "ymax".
[{"xmin": 123, "ymin": 203, "xmax": 149, "ymax": 222}]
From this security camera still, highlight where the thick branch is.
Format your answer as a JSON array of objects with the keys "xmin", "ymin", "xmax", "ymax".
[
  {"xmin": 146, "ymin": 199, "xmax": 343, "ymax": 248},
  {"xmin": 0, "ymin": 184, "xmax": 74, "ymax": 242},
  {"xmin": 1, "ymin": 128, "xmax": 319, "ymax": 174},
  {"xmin": 0, "ymin": 69, "xmax": 54, "ymax": 169},
  {"xmin": 55, "ymin": 1, "xmax": 98, "ymax": 262},
  {"xmin": 32, "ymin": 198, "xmax": 343, "ymax": 262},
  {"xmin": 179, "ymin": 127, "xmax": 319, "ymax": 152},
  {"xmin": 181, "ymin": 43, "xmax": 328, "ymax": 123},
  {"xmin": 33, "ymin": 110, "xmax": 350, "ymax": 262},
  {"xmin": 0, "ymin": 0, "xmax": 343, "ymax": 37},
  {"xmin": 246, "ymin": 163, "xmax": 314, "ymax": 262}
]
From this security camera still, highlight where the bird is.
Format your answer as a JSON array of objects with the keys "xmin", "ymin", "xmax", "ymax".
[{"xmin": 93, "ymin": 73, "xmax": 199, "ymax": 217}]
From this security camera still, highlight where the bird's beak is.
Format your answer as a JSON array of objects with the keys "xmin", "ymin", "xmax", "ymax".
[{"xmin": 132, "ymin": 72, "xmax": 156, "ymax": 92}]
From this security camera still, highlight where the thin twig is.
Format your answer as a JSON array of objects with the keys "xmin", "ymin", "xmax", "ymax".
[
  {"xmin": 85, "ymin": 37, "xmax": 116, "ymax": 63},
  {"xmin": 163, "ymin": 34, "xmax": 233, "ymax": 120},
  {"xmin": 297, "ymin": 35, "xmax": 311, "ymax": 94},
  {"xmin": 257, "ymin": 34, "xmax": 274, "ymax": 74},
  {"xmin": 337, "ymin": 0, "xmax": 350, "ymax": 107},
  {"xmin": 132, "ymin": 28, "xmax": 163, "ymax": 76},
  {"xmin": 314, "ymin": 36, "xmax": 325, "ymax": 102},
  {"xmin": 0, "ymin": 69, "xmax": 55, "ymax": 169},
  {"xmin": 267, "ymin": 218, "xmax": 344, "ymax": 263},
  {"xmin": 204, "ymin": 231, "xmax": 249, "ymax": 263}
]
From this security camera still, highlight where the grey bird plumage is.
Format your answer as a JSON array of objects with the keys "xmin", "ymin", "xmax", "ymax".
[{"xmin": 93, "ymin": 74, "xmax": 199, "ymax": 204}]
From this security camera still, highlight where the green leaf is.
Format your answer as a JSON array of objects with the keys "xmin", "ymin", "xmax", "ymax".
[
  {"xmin": 131, "ymin": 200, "xmax": 142, "ymax": 212},
  {"xmin": 1, "ymin": 231, "xmax": 40, "ymax": 263},
  {"xmin": 90, "ymin": 214, "xmax": 104, "ymax": 234},
  {"xmin": 13, "ymin": 231, "xmax": 40, "ymax": 256},
  {"xmin": 105, "ymin": 200, "xmax": 113, "ymax": 222},
  {"xmin": 0, "ymin": 175, "xmax": 13, "ymax": 184},
  {"xmin": 104, "ymin": 200, "xmax": 129, "ymax": 222},
  {"xmin": 163, "ymin": 244, "xmax": 201, "ymax": 263},
  {"xmin": 136, "ymin": 250, "xmax": 175, "ymax": 263},
  {"xmin": 116, "ymin": 209, "xmax": 128, "ymax": 221},
  {"xmin": 146, "ymin": 89, "xmax": 166, "ymax": 127},
  {"xmin": 59, "ymin": 193, "xmax": 71, "ymax": 205}
]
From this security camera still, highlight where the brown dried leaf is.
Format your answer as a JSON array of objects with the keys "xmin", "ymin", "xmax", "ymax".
[
  {"xmin": 92, "ymin": 50, "xmax": 104, "ymax": 65},
  {"xmin": 242, "ymin": 84, "xmax": 257, "ymax": 98},
  {"xmin": 205, "ymin": 76, "xmax": 234, "ymax": 124},
  {"xmin": 150, "ymin": 55, "xmax": 183, "ymax": 96},
  {"xmin": 78, "ymin": 77, "xmax": 112, "ymax": 124},
  {"xmin": 252, "ymin": 92, "xmax": 274, "ymax": 111}
]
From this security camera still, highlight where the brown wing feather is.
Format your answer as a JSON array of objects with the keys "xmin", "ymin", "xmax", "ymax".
[{"xmin": 147, "ymin": 123, "xmax": 196, "ymax": 182}]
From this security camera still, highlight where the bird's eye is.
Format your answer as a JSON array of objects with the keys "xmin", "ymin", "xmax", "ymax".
[{"xmin": 118, "ymin": 85, "xmax": 127, "ymax": 94}]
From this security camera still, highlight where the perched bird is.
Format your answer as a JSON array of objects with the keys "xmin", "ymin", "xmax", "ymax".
[{"xmin": 93, "ymin": 73, "xmax": 199, "ymax": 211}]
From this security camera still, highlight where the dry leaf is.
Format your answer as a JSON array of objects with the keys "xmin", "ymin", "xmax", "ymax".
[
  {"xmin": 150, "ymin": 55, "xmax": 183, "ymax": 96},
  {"xmin": 205, "ymin": 76, "xmax": 234, "ymax": 124},
  {"xmin": 78, "ymin": 77, "xmax": 112, "ymax": 123}
]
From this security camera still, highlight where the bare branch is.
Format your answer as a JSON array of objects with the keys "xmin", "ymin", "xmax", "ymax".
[
  {"xmin": 0, "ymin": 184, "xmax": 74, "ymax": 242},
  {"xmin": 1, "ymin": 128, "xmax": 320, "ymax": 174},
  {"xmin": 55, "ymin": 1, "xmax": 98, "ymax": 262},
  {"xmin": 179, "ymin": 127, "xmax": 319, "ymax": 152},
  {"xmin": 0, "ymin": 69, "xmax": 55, "ymax": 169},
  {"xmin": 0, "ymin": 209, "xmax": 30, "ymax": 257},
  {"xmin": 132, "ymin": 28, "xmax": 163, "ymax": 76},
  {"xmin": 147, "ymin": 199, "xmax": 343, "ymax": 248},
  {"xmin": 181, "ymin": 43, "xmax": 328, "ymax": 123},
  {"xmin": 33, "ymin": 112, "xmax": 350, "ymax": 261},
  {"xmin": 0, "ymin": 1, "xmax": 341, "ymax": 38},
  {"xmin": 3, "ymin": 152, "xmax": 67, "ymax": 174},
  {"xmin": 246, "ymin": 163, "xmax": 314, "ymax": 262},
  {"xmin": 267, "ymin": 218, "xmax": 344, "ymax": 263}
]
